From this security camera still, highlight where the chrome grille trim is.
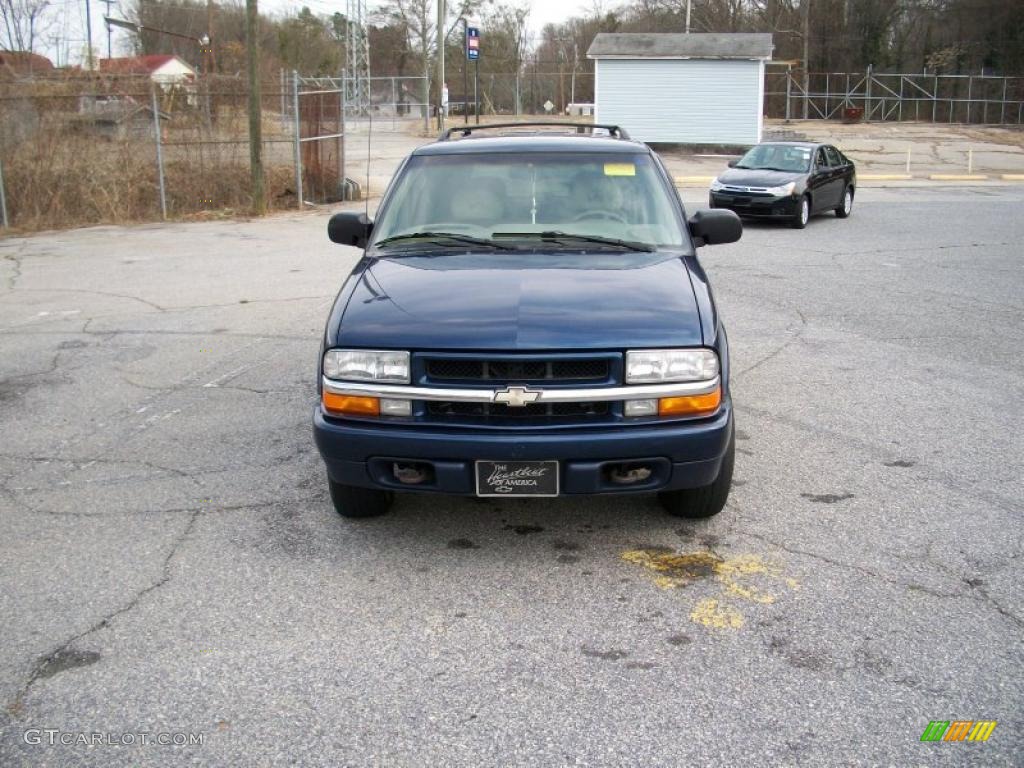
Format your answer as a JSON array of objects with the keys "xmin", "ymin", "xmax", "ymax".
[{"xmin": 322, "ymin": 376, "xmax": 720, "ymax": 403}]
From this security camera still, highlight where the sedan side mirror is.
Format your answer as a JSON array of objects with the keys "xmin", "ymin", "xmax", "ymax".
[
  {"xmin": 688, "ymin": 209, "xmax": 742, "ymax": 248},
  {"xmin": 328, "ymin": 212, "xmax": 374, "ymax": 249},
  {"xmin": 727, "ymin": 158, "xmax": 738, "ymax": 168}
]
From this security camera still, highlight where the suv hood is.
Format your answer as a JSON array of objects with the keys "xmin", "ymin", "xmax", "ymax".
[{"xmin": 335, "ymin": 253, "xmax": 704, "ymax": 350}]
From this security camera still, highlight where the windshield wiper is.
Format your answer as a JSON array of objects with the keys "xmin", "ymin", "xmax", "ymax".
[
  {"xmin": 374, "ymin": 231, "xmax": 514, "ymax": 250},
  {"xmin": 493, "ymin": 231, "xmax": 654, "ymax": 253}
]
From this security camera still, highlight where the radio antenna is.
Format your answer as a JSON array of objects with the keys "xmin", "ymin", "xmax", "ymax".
[{"xmin": 365, "ymin": 111, "xmax": 372, "ymax": 218}]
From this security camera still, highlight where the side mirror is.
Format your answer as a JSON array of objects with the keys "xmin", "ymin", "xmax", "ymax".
[
  {"xmin": 727, "ymin": 158, "xmax": 738, "ymax": 168},
  {"xmin": 328, "ymin": 212, "xmax": 373, "ymax": 249},
  {"xmin": 688, "ymin": 209, "xmax": 742, "ymax": 248}
]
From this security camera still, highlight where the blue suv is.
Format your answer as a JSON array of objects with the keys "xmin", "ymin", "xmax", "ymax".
[{"xmin": 313, "ymin": 123, "xmax": 742, "ymax": 519}]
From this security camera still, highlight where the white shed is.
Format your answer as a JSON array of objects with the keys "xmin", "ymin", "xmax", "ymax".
[{"xmin": 587, "ymin": 33, "xmax": 774, "ymax": 145}]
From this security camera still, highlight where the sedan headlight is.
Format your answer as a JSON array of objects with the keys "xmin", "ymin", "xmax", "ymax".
[
  {"xmin": 323, "ymin": 349, "xmax": 410, "ymax": 383},
  {"xmin": 765, "ymin": 181, "xmax": 797, "ymax": 196},
  {"xmin": 709, "ymin": 178, "xmax": 725, "ymax": 192},
  {"xmin": 626, "ymin": 349, "xmax": 719, "ymax": 384}
]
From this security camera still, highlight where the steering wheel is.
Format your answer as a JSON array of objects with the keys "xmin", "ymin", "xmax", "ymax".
[{"xmin": 571, "ymin": 210, "xmax": 628, "ymax": 224}]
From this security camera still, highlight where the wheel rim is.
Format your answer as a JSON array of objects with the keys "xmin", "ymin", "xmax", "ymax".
[
  {"xmin": 843, "ymin": 190, "xmax": 853, "ymax": 214},
  {"xmin": 801, "ymin": 199, "xmax": 809, "ymax": 225}
]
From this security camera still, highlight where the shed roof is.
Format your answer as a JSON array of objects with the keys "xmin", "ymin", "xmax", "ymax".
[
  {"xmin": 587, "ymin": 33, "xmax": 773, "ymax": 61},
  {"xmin": 99, "ymin": 55, "xmax": 195, "ymax": 75},
  {"xmin": 0, "ymin": 51, "xmax": 55, "ymax": 75}
]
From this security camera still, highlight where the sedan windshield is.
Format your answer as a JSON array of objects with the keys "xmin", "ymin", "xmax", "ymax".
[
  {"xmin": 370, "ymin": 152, "xmax": 686, "ymax": 249},
  {"xmin": 735, "ymin": 144, "xmax": 812, "ymax": 173}
]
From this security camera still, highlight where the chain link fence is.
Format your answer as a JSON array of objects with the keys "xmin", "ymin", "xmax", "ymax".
[
  {"xmin": 764, "ymin": 70, "xmax": 1024, "ymax": 124},
  {"xmin": 0, "ymin": 71, "xmax": 300, "ymax": 231},
  {"xmin": 3, "ymin": 66, "xmax": 1022, "ymax": 233}
]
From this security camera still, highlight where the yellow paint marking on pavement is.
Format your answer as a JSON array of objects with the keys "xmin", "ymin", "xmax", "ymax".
[
  {"xmin": 1001, "ymin": 174, "xmax": 1024, "ymax": 181},
  {"xmin": 674, "ymin": 176, "xmax": 716, "ymax": 185}
]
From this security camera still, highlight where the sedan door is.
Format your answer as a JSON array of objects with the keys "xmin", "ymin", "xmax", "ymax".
[
  {"xmin": 826, "ymin": 146, "xmax": 855, "ymax": 191},
  {"xmin": 808, "ymin": 147, "xmax": 842, "ymax": 211}
]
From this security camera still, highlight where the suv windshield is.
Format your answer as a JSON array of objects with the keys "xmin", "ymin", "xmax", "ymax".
[
  {"xmin": 370, "ymin": 152, "xmax": 686, "ymax": 249},
  {"xmin": 735, "ymin": 144, "xmax": 812, "ymax": 173}
]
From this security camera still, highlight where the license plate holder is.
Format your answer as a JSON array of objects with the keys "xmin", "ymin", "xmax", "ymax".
[{"xmin": 475, "ymin": 460, "xmax": 559, "ymax": 497}]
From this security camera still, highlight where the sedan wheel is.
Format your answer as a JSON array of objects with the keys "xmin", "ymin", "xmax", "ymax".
[
  {"xmin": 835, "ymin": 187, "xmax": 853, "ymax": 218},
  {"xmin": 791, "ymin": 195, "xmax": 810, "ymax": 229}
]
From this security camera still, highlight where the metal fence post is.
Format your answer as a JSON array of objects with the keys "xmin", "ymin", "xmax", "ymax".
[
  {"xmin": 865, "ymin": 65, "xmax": 872, "ymax": 121},
  {"xmin": 0, "ymin": 157, "xmax": 9, "ymax": 229},
  {"xmin": 785, "ymin": 71, "xmax": 791, "ymax": 121},
  {"xmin": 280, "ymin": 68, "xmax": 286, "ymax": 129},
  {"xmin": 292, "ymin": 70, "xmax": 303, "ymax": 208},
  {"xmin": 151, "ymin": 82, "xmax": 168, "ymax": 220}
]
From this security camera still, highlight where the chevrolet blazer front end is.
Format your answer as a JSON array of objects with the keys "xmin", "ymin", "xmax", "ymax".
[{"xmin": 311, "ymin": 126, "xmax": 742, "ymax": 519}]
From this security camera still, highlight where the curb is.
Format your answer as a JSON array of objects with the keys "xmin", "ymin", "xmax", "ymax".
[{"xmin": 672, "ymin": 174, "xmax": 1021, "ymax": 187}]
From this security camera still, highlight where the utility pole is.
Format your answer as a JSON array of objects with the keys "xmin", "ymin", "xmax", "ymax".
[
  {"xmin": 84, "ymin": 0, "xmax": 95, "ymax": 69},
  {"xmin": 100, "ymin": 0, "xmax": 114, "ymax": 58},
  {"xmin": 245, "ymin": 0, "xmax": 265, "ymax": 214},
  {"xmin": 206, "ymin": 0, "xmax": 217, "ymax": 72},
  {"xmin": 802, "ymin": 0, "xmax": 810, "ymax": 119},
  {"xmin": 437, "ymin": 0, "xmax": 446, "ymax": 132},
  {"xmin": 461, "ymin": 17, "xmax": 468, "ymax": 124},
  {"xmin": 685, "ymin": 0, "xmax": 691, "ymax": 33}
]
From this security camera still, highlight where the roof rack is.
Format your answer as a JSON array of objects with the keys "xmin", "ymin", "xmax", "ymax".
[{"xmin": 439, "ymin": 122, "xmax": 631, "ymax": 142}]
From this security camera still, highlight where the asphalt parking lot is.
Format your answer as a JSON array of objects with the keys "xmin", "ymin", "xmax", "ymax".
[{"xmin": 1, "ymin": 184, "xmax": 1022, "ymax": 766}]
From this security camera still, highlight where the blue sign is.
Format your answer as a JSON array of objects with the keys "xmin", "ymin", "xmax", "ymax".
[{"xmin": 466, "ymin": 27, "xmax": 480, "ymax": 60}]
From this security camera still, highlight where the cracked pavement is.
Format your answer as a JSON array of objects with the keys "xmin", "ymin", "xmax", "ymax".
[{"xmin": 0, "ymin": 187, "xmax": 1022, "ymax": 766}]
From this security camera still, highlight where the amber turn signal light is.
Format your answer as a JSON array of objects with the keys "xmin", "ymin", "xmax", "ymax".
[
  {"xmin": 658, "ymin": 387, "xmax": 721, "ymax": 417},
  {"xmin": 322, "ymin": 392, "xmax": 380, "ymax": 416}
]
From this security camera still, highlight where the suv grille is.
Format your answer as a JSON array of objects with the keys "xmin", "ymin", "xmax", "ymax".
[
  {"xmin": 426, "ymin": 358, "xmax": 609, "ymax": 383},
  {"xmin": 427, "ymin": 401, "xmax": 610, "ymax": 420},
  {"xmin": 417, "ymin": 353, "xmax": 619, "ymax": 426}
]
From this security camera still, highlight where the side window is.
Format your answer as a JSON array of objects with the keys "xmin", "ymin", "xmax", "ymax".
[
  {"xmin": 815, "ymin": 148, "xmax": 830, "ymax": 168},
  {"xmin": 825, "ymin": 146, "xmax": 843, "ymax": 166}
]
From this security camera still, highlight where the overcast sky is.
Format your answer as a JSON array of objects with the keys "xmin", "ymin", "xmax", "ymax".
[{"xmin": 49, "ymin": 0, "xmax": 590, "ymax": 66}]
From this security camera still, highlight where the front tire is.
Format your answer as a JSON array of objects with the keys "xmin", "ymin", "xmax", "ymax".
[
  {"xmin": 835, "ymin": 186, "xmax": 853, "ymax": 218},
  {"xmin": 657, "ymin": 427, "xmax": 735, "ymax": 519},
  {"xmin": 329, "ymin": 478, "xmax": 393, "ymax": 518},
  {"xmin": 791, "ymin": 195, "xmax": 810, "ymax": 229}
]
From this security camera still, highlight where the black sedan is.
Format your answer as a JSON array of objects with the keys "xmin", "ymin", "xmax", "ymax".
[{"xmin": 709, "ymin": 142, "xmax": 856, "ymax": 229}]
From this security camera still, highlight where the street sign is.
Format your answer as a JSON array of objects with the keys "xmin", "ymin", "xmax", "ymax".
[{"xmin": 466, "ymin": 26, "xmax": 480, "ymax": 60}]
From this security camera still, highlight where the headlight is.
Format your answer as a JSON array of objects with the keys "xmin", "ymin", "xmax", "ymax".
[
  {"xmin": 765, "ymin": 181, "xmax": 796, "ymax": 196},
  {"xmin": 709, "ymin": 178, "xmax": 725, "ymax": 192},
  {"xmin": 626, "ymin": 349, "xmax": 719, "ymax": 384},
  {"xmin": 323, "ymin": 349, "xmax": 410, "ymax": 383}
]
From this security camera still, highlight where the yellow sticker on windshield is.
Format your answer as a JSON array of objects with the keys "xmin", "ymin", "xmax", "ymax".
[{"xmin": 604, "ymin": 163, "xmax": 636, "ymax": 177}]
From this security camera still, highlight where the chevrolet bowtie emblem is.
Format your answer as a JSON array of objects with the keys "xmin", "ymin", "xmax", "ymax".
[{"xmin": 493, "ymin": 386, "xmax": 542, "ymax": 408}]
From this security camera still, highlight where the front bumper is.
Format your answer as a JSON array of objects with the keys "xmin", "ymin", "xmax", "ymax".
[
  {"xmin": 710, "ymin": 191, "xmax": 800, "ymax": 219},
  {"xmin": 312, "ymin": 398, "xmax": 733, "ymax": 496}
]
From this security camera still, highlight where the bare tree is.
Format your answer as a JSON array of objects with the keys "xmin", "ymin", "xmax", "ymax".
[
  {"xmin": 486, "ymin": 2, "xmax": 530, "ymax": 111},
  {"xmin": 377, "ymin": 0, "xmax": 489, "ymax": 115},
  {"xmin": 0, "ymin": 0, "xmax": 51, "ymax": 53}
]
